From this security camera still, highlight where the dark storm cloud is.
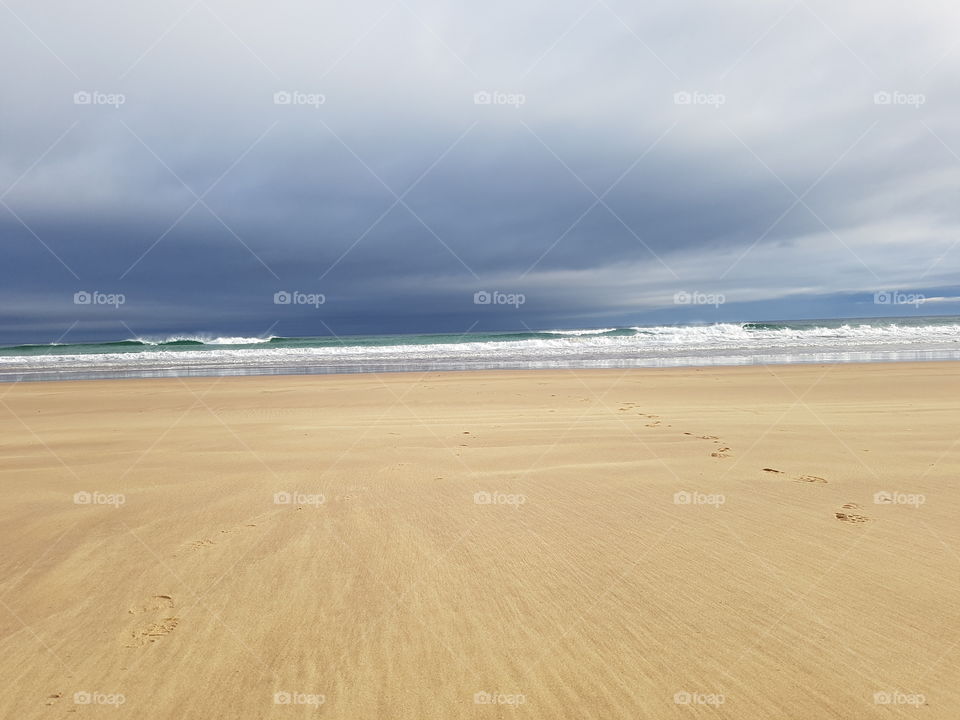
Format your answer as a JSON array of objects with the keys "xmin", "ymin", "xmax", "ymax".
[{"xmin": 2, "ymin": 0, "xmax": 960, "ymax": 343}]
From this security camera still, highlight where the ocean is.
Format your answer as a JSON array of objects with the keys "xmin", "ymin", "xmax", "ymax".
[{"xmin": 2, "ymin": 316, "xmax": 959, "ymax": 382}]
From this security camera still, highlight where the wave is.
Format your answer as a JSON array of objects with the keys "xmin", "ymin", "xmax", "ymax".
[
  {"xmin": 742, "ymin": 322, "xmax": 791, "ymax": 331},
  {"xmin": 134, "ymin": 335, "xmax": 278, "ymax": 346},
  {"xmin": 543, "ymin": 327, "xmax": 625, "ymax": 336},
  {"xmin": 3, "ymin": 320, "xmax": 959, "ymax": 372}
]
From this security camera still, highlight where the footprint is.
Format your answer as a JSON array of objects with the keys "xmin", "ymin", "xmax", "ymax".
[
  {"xmin": 129, "ymin": 595, "xmax": 174, "ymax": 615},
  {"xmin": 188, "ymin": 538, "xmax": 216, "ymax": 550},
  {"xmin": 711, "ymin": 447, "xmax": 732, "ymax": 458},
  {"xmin": 835, "ymin": 503, "xmax": 872, "ymax": 523},
  {"xmin": 699, "ymin": 435, "xmax": 719, "ymax": 440},
  {"xmin": 127, "ymin": 617, "xmax": 180, "ymax": 647},
  {"xmin": 795, "ymin": 475, "xmax": 827, "ymax": 484},
  {"xmin": 835, "ymin": 512, "xmax": 871, "ymax": 523},
  {"xmin": 125, "ymin": 594, "xmax": 180, "ymax": 647}
]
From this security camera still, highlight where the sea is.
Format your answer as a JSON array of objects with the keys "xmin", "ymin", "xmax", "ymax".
[{"xmin": 2, "ymin": 316, "xmax": 959, "ymax": 382}]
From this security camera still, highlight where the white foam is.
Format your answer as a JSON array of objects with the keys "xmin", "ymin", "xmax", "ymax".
[
  {"xmin": 3, "ymin": 322, "xmax": 959, "ymax": 379},
  {"xmin": 134, "ymin": 335, "xmax": 277, "ymax": 345}
]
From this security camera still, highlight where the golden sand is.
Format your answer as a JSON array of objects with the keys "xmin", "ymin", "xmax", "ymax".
[{"xmin": 1, "ymin": 363, "xmax": 958, "ymax": 718}]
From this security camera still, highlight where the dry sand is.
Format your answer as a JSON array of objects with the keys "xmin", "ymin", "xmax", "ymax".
[{"xmin": 1, "ymin": 363, "xmax": 959, "ymax": 718}]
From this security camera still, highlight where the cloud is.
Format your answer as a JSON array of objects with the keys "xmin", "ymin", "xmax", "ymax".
[{"xmin": 2, "ymin": 0, "xmax": 959, "ymax": 342}]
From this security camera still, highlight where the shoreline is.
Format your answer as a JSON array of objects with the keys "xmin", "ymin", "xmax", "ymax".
[{"xmin": 4, "ymin": 351, "xmax": 960, "ymax": 384}]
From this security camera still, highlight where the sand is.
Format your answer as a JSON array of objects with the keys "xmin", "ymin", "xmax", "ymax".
[{"xmin": 1, "ymin": 363, "xmax": 959, "ymax": 718}]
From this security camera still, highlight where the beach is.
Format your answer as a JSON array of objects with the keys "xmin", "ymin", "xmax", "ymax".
[{"xmin": 1, "ymin": 362, "xmax": 959, "ymax": 718}]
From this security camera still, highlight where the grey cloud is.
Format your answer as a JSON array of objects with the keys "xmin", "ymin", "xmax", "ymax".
[{"xmin": 2, "ymin": 0, "xmax": 960, "ymax": 343}]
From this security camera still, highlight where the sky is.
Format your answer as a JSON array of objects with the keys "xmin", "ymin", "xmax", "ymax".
[{"xmin": 2, "ymin": 0, "xmax": 960, "ymax": 344}]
